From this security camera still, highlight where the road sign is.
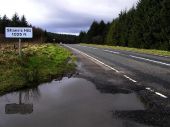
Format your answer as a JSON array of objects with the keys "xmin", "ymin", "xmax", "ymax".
[
  {"xmin": 5, "ymin": 27, "xmax": 33, "ymax": 38},
  {"xmin": 5, "ymin": 27, "xmax": 33, "ymax": 56}
]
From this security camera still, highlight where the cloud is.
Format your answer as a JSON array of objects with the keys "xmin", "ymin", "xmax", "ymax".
[{"xmin": 0, "ymin": 0, "xmax": 139, "ymax": 34}]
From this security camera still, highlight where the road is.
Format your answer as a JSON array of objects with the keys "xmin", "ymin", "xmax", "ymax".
[
  {"xmin": 64, "ymin": 44, "xmax": 170, "ymax": 98},
  {"xmin": 64, "ymin": 44, "xmax": 170, "ymax": 127},
  {"xmin": 0, "ymin": 44, "xmax": 170, "ymax": 127}
]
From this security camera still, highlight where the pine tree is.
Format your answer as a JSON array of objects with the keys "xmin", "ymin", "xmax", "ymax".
[
  {"xmin": 106, "ymin": 20, "xmax": 116, "ymax": 45},
  {"xmin": 87, "ymin": 21, "xmax": 99, "ymax": 41},
  {"xmin": 0, "ymin": 16, "xmax": 2, "ymax": 34},
  {"xmin": 160, "ymin": 0, "xmax": 170, "ymax": 50},
  {"xmin": 11, "ymin": 13, "xmax": 20, "ymax": 27},
  {"xmin": 78, "ymin": 31, "xmax": 86, "ymax": 43},
  {"xmin": 20, "ymin": 15, "xmax": 28, "ymax": 27},
  {"xmin": 79, "ymin": 0, "xmax": 170, "ymax": 50},
  {"xmin": 1, "ymin": 15, "xmax": 10, "ymax": 34}
]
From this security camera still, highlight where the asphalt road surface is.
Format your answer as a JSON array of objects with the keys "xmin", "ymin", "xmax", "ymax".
[
  {"xmin": 65, "ymin": 44, "xmax": 170, "ymax": 98},
  {"xmin": 64, "ymin": 44, "xmax": 170, "ymax": 127}
]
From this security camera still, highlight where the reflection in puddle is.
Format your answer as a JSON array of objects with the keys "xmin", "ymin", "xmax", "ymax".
[
  {"xmin": 0, "ymin": 78, "xmax": 149, "ymax": 127},
  {"xmin": 5, "ymin": 103, "xmax": 33, "ymax": 114},
  {"xmin": 4, "ymin": 88, "xmax": 40, "ymax": 115}
]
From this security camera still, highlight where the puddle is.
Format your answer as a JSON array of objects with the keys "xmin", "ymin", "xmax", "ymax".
[{"xmin": 0, "ymin": 78, "xmax": 150, "ymax": 127}]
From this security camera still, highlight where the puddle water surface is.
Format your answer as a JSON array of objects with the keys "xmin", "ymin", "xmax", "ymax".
[{"xmin": 0, "ymin": 78, "xmax": 149, "ymax": 127}]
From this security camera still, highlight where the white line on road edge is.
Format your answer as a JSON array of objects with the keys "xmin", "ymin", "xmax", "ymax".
[
  {"xmin": 64, "ymin": 45, "xmax": 139, "ymax": 83},
  {"xmin": 65, "ymin": 45, "xmax": 119, "ymax": 72},
  {"xmin": 68, "ymin": 45, "xmax": 168, "ymax": 99},
  {"xmin": 146, "ymin": 87, "xmax": 168, "ymax": 99},
  {"xmin": 146, "ymin": 87, "xmax": 154, "ymax": 92},
  {"xmin": 155, "ymin": 92, "xmax": 168, "ymax": 98},
  {"xmin": 130, "ymin": 55, "xmax": 170, "ymax": 66},
  {"xmin": 123, "ymin": 75, "xmax": 137, "ymax": 83},
  {"xmin": 104, "ymin": 49, "xmax": 120, "ymax": 54}
]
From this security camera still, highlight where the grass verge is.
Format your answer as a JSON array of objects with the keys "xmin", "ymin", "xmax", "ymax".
[
  {"xmin": 0, "ymin": 43, "xmax": 75, "ymax": 95},
  {"xmin": 81, "ymin": 43, "xmax": 170, "ymax": 57}
]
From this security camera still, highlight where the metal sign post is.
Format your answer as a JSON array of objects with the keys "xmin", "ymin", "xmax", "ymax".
[{"xmin": 19, "ymin": 38, "xmax": 21, "ymax": 56}]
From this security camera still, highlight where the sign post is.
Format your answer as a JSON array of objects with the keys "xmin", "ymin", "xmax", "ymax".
[
  {"xmin": 5, "ymin": 27, "xmax": 33, "ymax": 56},
  {"xmin": 19, "ymin": 38, "xmax": 21, "ymax": 56}
]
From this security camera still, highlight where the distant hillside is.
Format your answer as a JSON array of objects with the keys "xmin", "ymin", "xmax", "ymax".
[{"xmin": 47, "ymin": 32, "xmax": 78, "ymax": 44}]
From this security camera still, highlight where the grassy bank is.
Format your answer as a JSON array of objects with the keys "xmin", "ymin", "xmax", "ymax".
[
  {"xmin": 0, "ymin": 43, "xmax": 75, "ymax": 95},
  {"xmin": 81, "ymin": 44, "xmax": 170, "ymax": 57}
]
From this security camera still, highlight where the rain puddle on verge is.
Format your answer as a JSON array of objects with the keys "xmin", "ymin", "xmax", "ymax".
[{"xmin": 0, "ymin": 78, "xmax": 150, "ymax": 127}]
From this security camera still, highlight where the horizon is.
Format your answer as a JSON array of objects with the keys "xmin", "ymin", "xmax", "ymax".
[{"xmin": 0, "ymin": 0, "xmax": 139, "ymax": 35}]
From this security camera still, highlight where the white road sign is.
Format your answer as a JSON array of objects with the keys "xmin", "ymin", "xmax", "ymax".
[{"xmin": 5, "ymin": 27, "xmax": 33, "ymax": 38}]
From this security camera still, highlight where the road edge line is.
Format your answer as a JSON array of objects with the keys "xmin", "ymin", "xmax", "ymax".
[{"xmin": 64, "ymin": 44, "xmax": 138, "ymax": 83}]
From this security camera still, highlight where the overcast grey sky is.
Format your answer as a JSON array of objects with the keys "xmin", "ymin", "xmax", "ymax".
[{"xmin": 0, "ymin": 0, "xmax": 138, "ymax": 35}]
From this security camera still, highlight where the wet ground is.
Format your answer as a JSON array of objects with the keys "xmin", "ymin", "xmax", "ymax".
[
  {"xmin": 0, "ymin": 50, "xmax": 170, "ymax": 127},
  {"xmin": 0, "ymin": 78, "xmax": 148, "ymax": 127}
]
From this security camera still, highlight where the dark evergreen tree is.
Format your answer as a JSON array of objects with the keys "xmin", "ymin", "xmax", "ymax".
[
  {"xmin": 104, "ymin": 0, "xmax": 170, "ymax": 50},
  {"xmin": 0, "ymin": 16, "xmax": 2, "ymax": 34},
  {"xmin": 20, "ymin": 15, "xmax": 28, "ymax": 27},
  {"xmin": 87, "ymin": 21, "xmax": 99, "ymax": 42},
  {"xmin": 11, "ymin": 13, "xmax": 21, "ymax": 27},
  {"xmin": 85, "ymin": 20, "xmax": 109, "ymax": 44},
  {"xmin": 0, "ymin": 13, "xmax": 50, "ymax": 42},
  {"xmin": 160, "ymin": 0, "xmax": 170, "ymax": 50},
  {"xmin": 79, "ymin": 31, "xmax": 87, "ymax": 43},
  {"xmin": 1, "ymin": 15, "xmax": 10, "ymax": 34}
]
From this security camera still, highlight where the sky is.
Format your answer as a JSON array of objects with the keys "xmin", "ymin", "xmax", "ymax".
[{"xmin": 0, "ymin": 0, "xmax": 139, "ymax": 35}]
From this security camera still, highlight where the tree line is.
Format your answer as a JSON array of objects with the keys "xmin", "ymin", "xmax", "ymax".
[
  {"xmin": 0, "ymin": 13, "xmax": 48, "ymax": 42},
  {"xmin": 78, "ymin": 0, "xmax": 170, "ymax": 51},
  {"xmin": 79, "ymin": 21, "xmax": 110, "ymax": 44},
  {"xmin": 0, "ymin": 13, "xmax": 78, "ymax": 43},
  {"xmin": 47, "ymin": 32, "xmax": 78, "ymax": 44}
]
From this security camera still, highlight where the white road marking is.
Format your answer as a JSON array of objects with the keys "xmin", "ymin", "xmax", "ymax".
[
  {"xmin": 104, "ymin": 49, "xmax": 120, "ymax": 54},
  {"xmin": 123, "ymin": 75, "xmax": 137, "ymax": 83},
  {"xmin": 65, "ymin": 45, "xmax": 119, "ymax": 73},
  {"xmin": 81, "ymin": 45, "xmax": 88, "ymax": 48},
  {"xmin": 78, "ymin": 45, "xmax": 97, "ymax": 50},
  {"xmin": 130, "ymin": 55, "xmax": 170, "ymax": 66},
  {"xmin": 146, "ymin": 87, "xmax": 154, "ymax": 92},
  {"xmin": 68, "ymin": 44, "xmax": 169, "ymax": 99},
  {"xmin": 64, "ymin": 45, "xmax": 140, "ymax": 83},
  {"xmin": 146, "ymin": 87, "xmax": 168, "ymax": 99},
  {"xmin": 88, "ymin": 47, "xmax": 97, "ymax": 50},
  {"xmin": 155, "ymin": 92, "xmax": 168, "ymax": 98}
]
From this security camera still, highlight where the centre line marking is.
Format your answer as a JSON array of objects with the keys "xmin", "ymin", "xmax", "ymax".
[
  {"xmin": 104, "ymin": 49, "xmax": 120, "ymax": 54},
  {"xmin": 68, "ymin": 45, "xmax": 168, "ymax": 99},
  {"xmin": 64, "ymin": 45, "xmax": 138, "ymax": 83},
  {"xmin": 88, "ymin": 47, "xmax": 97, "ymax": 50},
  {"xmin": 130, "ymin": 55, "xmax": 170, "ymax": 66},
  {"xmin": 78, "ymin": 45, "xmax": 97, "ymax": 50}
]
